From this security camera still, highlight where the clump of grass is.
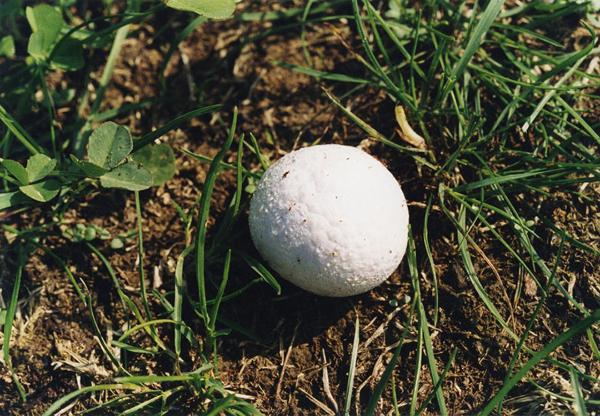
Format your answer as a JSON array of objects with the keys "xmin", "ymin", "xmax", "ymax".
[
  {"xmin": 283, "ymin": 0, "xmax": 599, "ymax": 413},
  {"xmin": 0, "ymin": 1, "xmax": 275, "ymax": 413},
  {"xmin": 2, "ymin": 112, "xmax": 267, "ymax": 414}
]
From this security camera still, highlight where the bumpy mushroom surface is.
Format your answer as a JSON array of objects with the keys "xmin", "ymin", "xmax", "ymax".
[{"xmin": 248, "ymin": 144, "xmax": 409, "ymax": 297}]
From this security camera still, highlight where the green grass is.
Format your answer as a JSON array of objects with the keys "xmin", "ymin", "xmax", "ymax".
[
  {"xmin": 344, "ymin": 316, "xmax": 361, "ymax": 416},
  {"xmin": 284, "ymin": 0, "xmax": 600, "ymax": 413},
  {"xmin": 0, "ymin": 1, "xmax": 268, "ymax": 413},
  {"xmin": 1, "ymin": 0, "xmax": 599, "ymax": 414}
]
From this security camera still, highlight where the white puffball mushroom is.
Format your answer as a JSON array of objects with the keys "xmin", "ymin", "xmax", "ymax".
[{"xmin": 248, "ymin": 144, "xmax": 409, "ymax": 297}]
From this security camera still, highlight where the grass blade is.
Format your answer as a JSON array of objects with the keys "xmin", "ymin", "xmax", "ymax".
[
  {"xmin": 570, "ymin": 368, "xmax": 589, "ymax": 416},
  {"xmin": 344, "ymin": 316, "xmax": 360, "ymax": 416},
  {"xmin": 276, "ymin": 61, "xmax": 370, "ymax": 84},
  {"xmin": 195, "ymin": 108, "xmax": 237, "ymax": 327},
  {"xmin": 522, "ymin": 55, "xmax": 587, "ymax": 132},
  {"xmin": 115, "ymin": 365, "xmax": 212, "ymax": 384},
  {"xmin": 408, "ymin": 231, "xmax": 448, "ymax": 415},
  {"xmin": 479, "ymin": 309, "xmax": 600, "ymax": 416},
  {"xmin": 209, "ymin": 249, "xmax": 232, "ymax": 332},
  {"xmin": 86, "ymin": 242, "xmax": 171, "ymax": 356},
  {"xmin": 42, "ymin": 384, "xmax": 140, "ymax": 416},
  {"xmin": 366, "ymin": 303, "xmax": 415, "ymax": 414},
  {"xmin": 135, "ymin": 104, "xmax": 222, "ymax": 151},
  {"xmin": 174, "ymin": 244, "xmax": 193, "ymax": 360},
  {"xmin": 73, "ymin": 7, "xmax": 135, "ymax": 156},
  {"xmin": 321, "ymin": 88, "xmax": 433, "ymax": 170},
  {"xmin": 496, "ymin": 235, "xmax": 566, "ymax": 414},
  {"xmin": 248, "ymin": 132, "xmax": 269, "ymax": 170},
  {"xmin": 209, "ymin": 249, "xmax": 232, "ymax": 368},
  {"xmin": 366, "ymin": 345, "xmax": 401, "ymax": 414},
  {"xmin": 415, "ymin": 348, "xmax": 458, "ymax": 416},
  {"xmin": 422, "ymin": 195, "xmax": 439, "ymax": 325},
  {"xmin": 444, "ymin": 0, "xmax": 506, "ymax": 98},
  {"xmin": 209, "ymin": 134, "xmax": 246, "ymax": 254},
  {"xmin": 352, "ymin": 0, "xmax": 415, "ymax": 109},
  {"xmin": 2, "ymin": 247, "xmax": 27, "ymax": 401},
  {"xmin": 135, "ymin": 191, "xmax": 153, "ymax": 322},
  {"xmin": 182, "ymin": 146, "xmax": 259, "ymax": 179},
  {"xmin": 158, "ymin": 15, "xmax": 206, "ymax": 91},
  {"xmin": 409, "ymin": 326, "xmax": 423, "ymax": 416},
  {"xmin": 238, "ymin": 251, "xmax": 281, "ymax": 295},
  {"xmin": 0, "ymin": 104, "xmax": 42, "ymax": 155}
]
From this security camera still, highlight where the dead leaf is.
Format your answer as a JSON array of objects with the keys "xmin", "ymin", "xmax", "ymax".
[
  {"xmin": 395, "ymin": 105, "xmax": 426, "ymax": 149},
  {"xmin": 524, "ymin": 273, "xmax": 538, "ymax": 297}
]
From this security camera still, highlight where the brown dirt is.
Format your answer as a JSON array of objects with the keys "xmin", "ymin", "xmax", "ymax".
[{"xmin": 1, "ymin": 1, "xmax": 599, "ymax": 415}]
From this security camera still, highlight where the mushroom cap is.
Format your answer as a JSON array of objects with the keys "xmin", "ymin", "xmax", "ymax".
[{"xmin": 248, "ymin": 144, "xmax": 409, "ymax": 297}]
